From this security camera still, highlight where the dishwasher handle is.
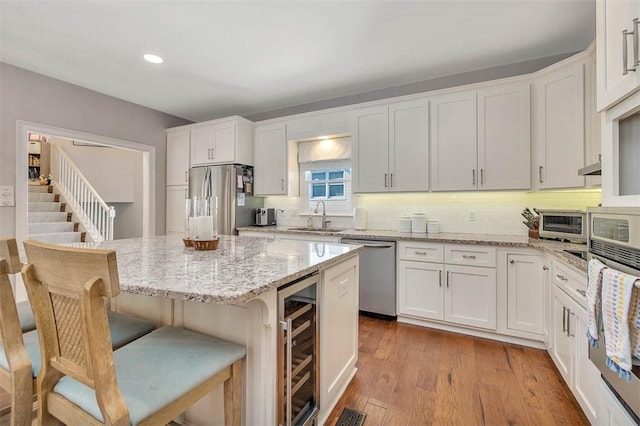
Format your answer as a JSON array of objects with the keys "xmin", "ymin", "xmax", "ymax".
[{"xmin": 340, "ymin": 239, "xmax": 394, "ymax": 249}]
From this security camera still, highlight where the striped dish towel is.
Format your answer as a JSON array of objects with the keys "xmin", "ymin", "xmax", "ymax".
[
  {"xmin": 586, "ymin": 258, "xmax": 608, "ymax": 347},
  {"xmin": 602, "ymin": 267, "xmax": 640, "ymax": 381},
  {"xmin": 632, "ymin": 286, "xmax": 640, "ymax": 362}
]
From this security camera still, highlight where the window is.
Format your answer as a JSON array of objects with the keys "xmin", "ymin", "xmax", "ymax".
[{"xmin": 298, "ymin": 137, "xmax": 353, "ymax": 214}]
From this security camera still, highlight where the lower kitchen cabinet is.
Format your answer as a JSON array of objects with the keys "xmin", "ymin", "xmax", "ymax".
[
  {"xmin": 320, "ymin": 256, "xmax": 359, "ymax": 423},
  {"xmin": 599, "ymin": 381, "xmax": 638, "ymax": 426},
  {"xmin": 551, "ymin": 282, "xmax": 600, "ymax": 424},
  {"xmin": 506, "ymin": 253, "xmax": 545, "ymax": 336},
  {"xmin": 445, "ymin": 264, "xmax": 496, "ymax": 330},
  {"xmin": 397, "ymin": 242, "xmax": 497, "ymax": 331}
]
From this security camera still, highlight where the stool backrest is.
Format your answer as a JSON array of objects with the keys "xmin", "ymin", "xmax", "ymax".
[
  {"xmin": 22, "ymin": 240, "xmax": 128, "ymax": 423},
  {"xmin": 0, "ymin": 237, "xmax": 25, "ymax": 352}
]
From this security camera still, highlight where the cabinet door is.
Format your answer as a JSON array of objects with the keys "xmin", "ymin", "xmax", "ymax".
[
  {"xmin": 320, "ymin": 257, "xmax": 359, "ymax": 420},
  {"xmin": 551, "ymin": 286, "xmax": 573, "ymax": 385},
  {"xmin": 397, "ymin": 260, "xmax": 444, "ymax": 320},
  {"xmin": 596, "ymin": 0, "xmax": 640, "ymax": 111},
  {"xmin": 542, "ymin": 260, "xmax": 552, "ymax": 350},
  {"xmin": 286, "ymin": 116, "xmax": 316, "ymax": 141},
  {"xmin": 430, "ymin": 92, "xmax": 478, "ymax": 191},
  {"xmin": 388, "ymin": 99, "xmax": 429, "ymax": 192},
  {"xmin": 166, "ymin": 131, "xmax": 190, "ymax": 186},
  {"xmin": 478, "ymin": 83, "xmax": 530, "ymax": 190},
  {"xmin": 444, "ymin": 264, "xmax": 496, "ymax": 330},
  {"xmin": 254, "ymin": 123, "xmax": 288, "ymax": 195},
  {"xmin": 573, "ymin": 305, "xmax": 601, "ymax": 424},
  {"xmin": 210, "ymin": 120, "xmax": 236, "ymax": 164},
  {"xmin": 190, "ymin": 126, "xmax": 216, "ymax": 166},
  {"xmin": 506, "ymin": 254, "xmax": 544, "ymax": 335},
  {"xmin": 535, "ymin": 63, "xmax": 585, "ymax": 189},
  {"xmin": 166, "ymin": 185, "xmax": 187, "ymax": 234},
  {"xmin": 351, "ymin": 106, "xmax": 389, "ymax": 193}
]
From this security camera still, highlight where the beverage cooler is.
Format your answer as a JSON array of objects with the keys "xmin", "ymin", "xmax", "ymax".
[{"xmin": 278, "ymin": 273, "xmax": 319, "ymax": 426}]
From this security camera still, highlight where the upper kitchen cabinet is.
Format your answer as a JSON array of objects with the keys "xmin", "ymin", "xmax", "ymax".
[
  {"xmin": 533, "ymin": 61, "xmax": 585, "ymax": 189},
  {"xmin": 166, "ymin": 129, "xmax": 190, "ymax": 186},
  {"xmin": 430, "ymin": 82, "xmax": 530, "ymax": 191},
  {"xmin": 254, "ymin": 122, "xmax": 299, "ymax": 196},
  {"xmin": 190, "ymin": 116, "xmax": 254, "ymax": 167},
  {"xmin": 351, "ymin": 100, "xmax": 429, "ymax": 193},
  {"xmin": 596, "ymin": 0, "xmax": 640, "ymax": 112},
  {"xmin": 286, "ymin": 111, "xmax": 349, "ymax": 141}
]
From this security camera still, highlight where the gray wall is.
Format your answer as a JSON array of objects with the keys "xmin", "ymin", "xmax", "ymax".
[
  {"xmin": 246, "ymin": 52, "xmax": 577, "ymax": 122},
  {"xmin": 0, "ymin": 62, "xmax": 191, "ymax": 238}
]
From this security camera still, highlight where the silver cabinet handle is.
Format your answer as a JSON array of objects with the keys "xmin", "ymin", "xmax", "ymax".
[
  {"xmin": 462, "ymin": 254, "xmax": 477, "ymax": 259},
  {"xmin": 384, "ymin": 173, "xmax": 388, "ymax": 188},
  {"xmin": 472, "ymin": 169, "xmax": 476, "ymax": 186},
  {"xmin": 184, "ymin": 188, "xmax": 188, "ymax": 198},
  {"xmin": 184, "ymin": 170, "xmax": 188, "ymax": 182},
  {"xmin": 538, "ymin": 165, "xmax": 544, "ymax": 183},
  {"xmin": 446, "ymin": 270, "xmax": 450, "ymax": 288},
  {"xmin": 281, "ymin": 178, "xmax": 285, "ymax": 191},
  {"xmin": 281, "ymin": 319, "xmax": 293, "ymax": 424},
  {"xmin": 390, "ymin": 173, "xmax": 394, "ymax": 188},
  {"xmin": 568, "ymin": 311, "xmax": 575, "ymax": 337},
  {"xmin": 480, "ymin": 169, "xmax": 484, "ymax": 185},
  {"xmin": 414, "ymin": 251, "xmax": 427, "ymax": 255},
  {"xmin": 543, "ymin": 266, "xmax": 549, "ymax": 271},
  {"xmin": 634, "ymin": 18, "xmax": 640, "ymax": 68},
  {"xmin": 509, "ymin": 259, "xmax": 515, "ymax": 264},
  {"xmin": 562, "ymin": 306, "xmax": 567, "ymax": 332},
  {"xmin": 438, "ymin": 270, "xmax": 442, "ymax": 287},
  {"xmin": 623, "ymin": 27, "xmax": 637, "ymax": 75},
  {"xmin": 576, "ymin": 289, "xmax": 586, "ymax": 297},
  {"xmin": 556, "ymin": 274, "xmax": 568, "ymax": 282}
]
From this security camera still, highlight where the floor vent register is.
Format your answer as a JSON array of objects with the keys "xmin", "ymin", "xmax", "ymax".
[{"xmin": 336, "ymin": 407, "xmax": 367, "ymax": 426}]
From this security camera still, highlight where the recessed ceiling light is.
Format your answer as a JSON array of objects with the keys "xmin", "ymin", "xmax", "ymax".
[{"xmin": 143, "ymin": 54, "xmax": 163, "ymax": 64}]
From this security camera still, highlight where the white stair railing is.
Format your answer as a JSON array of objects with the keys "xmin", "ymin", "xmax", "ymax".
[{"xmin": 50, "ymin": 144, "xmax": 115, "ymax": 242}]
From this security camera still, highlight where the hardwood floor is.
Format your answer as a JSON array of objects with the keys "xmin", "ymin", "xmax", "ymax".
[{"xmin": 326, "ymin": 316, "xmax": 589, "ymax": 426}]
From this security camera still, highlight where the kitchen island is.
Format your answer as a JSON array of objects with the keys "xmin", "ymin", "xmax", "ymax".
[{"xmin": 71, "ymin": 235, "xmax": 361, "ymax": 425}]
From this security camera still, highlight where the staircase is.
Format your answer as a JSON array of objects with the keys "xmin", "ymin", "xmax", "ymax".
[{"xmin": 28, "ymin": 184, "xmax": 86, "ymax": 244}]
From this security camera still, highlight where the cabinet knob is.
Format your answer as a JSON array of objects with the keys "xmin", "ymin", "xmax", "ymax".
[
  {"xmin": 509, "ymin": 259, "xmax": 515, "ymax": 264},
  {"xmin": 542, "ymin": 266, "xmax": 549, "ymax": 271}
]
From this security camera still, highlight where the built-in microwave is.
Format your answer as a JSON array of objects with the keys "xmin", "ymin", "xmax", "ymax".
[{"xmin": 537, "ymin": 209, "xmax": 587, "ymax": 242}]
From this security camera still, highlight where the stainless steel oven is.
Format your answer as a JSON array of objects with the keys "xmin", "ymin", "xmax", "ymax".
[
  {"xmin": 278, "ymin": 273, "xmax": 319, "ymax": 426},
  {"xmin": 587, "ymin": 207, "xmax": 640, "ymax": 423}
]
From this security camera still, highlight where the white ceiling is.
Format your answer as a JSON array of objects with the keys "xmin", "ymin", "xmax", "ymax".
[{"xmin": 0, "ymin": 1, "xmax": 595, "ymax": 122}]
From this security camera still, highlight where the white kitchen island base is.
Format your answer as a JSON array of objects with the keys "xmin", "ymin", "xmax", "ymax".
[{"xmin": 112, "ymin": 254, "xmax": 359, "ymax": 426}]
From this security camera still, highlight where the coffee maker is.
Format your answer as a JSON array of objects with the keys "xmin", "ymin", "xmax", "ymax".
[{"xmin": 255, "ymin": 208, "xmax": 276, "ymax": 226}]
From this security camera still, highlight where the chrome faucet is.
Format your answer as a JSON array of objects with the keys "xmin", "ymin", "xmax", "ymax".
[{"xmin": 313, "ymin": 200, "xmax": 330, "ymax": 229}]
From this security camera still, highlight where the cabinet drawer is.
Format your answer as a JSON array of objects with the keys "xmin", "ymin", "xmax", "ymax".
[
  {"xmin": 553, "ymin": 261, "xmax": 586, "ymax": 304},
  {"xmin": 445, "ymin": 244, "xmax": 496, "ymax": 267},
  {"xmin": 398, "ymin": 242, "xmax": 443, "ymax": 262}
]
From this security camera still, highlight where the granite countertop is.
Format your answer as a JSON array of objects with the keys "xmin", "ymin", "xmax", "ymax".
[
  {"xmin": 67, "ymin": 235, "xmax": 361, "ymax": 305},
  {"xmin": 238, "ymin": 226, "xmax": 589, "ymax": 272}
]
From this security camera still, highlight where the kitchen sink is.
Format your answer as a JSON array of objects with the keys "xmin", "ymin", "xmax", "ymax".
[{"xmin": 287, "ymin": 227, "xmax": 345, "ymax": 233}]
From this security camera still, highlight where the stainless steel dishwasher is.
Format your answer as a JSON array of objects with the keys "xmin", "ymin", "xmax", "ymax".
[{"xmin": 340, "ymin": 238, "xmax": 396, "ymax": 319}]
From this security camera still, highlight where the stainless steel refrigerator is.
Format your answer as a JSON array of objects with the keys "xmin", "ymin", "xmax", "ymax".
[{"xmin": 188, "ymin": 164, "xmax": 263, "ymax": 235}]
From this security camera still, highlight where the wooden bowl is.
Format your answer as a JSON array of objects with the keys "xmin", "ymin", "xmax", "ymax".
[
  {"xmin": 183, "ymin": 238, "xmax": 193, "ymax": 247},
  {"xmin": 193, "ymin": 238, "xmax": 219, "ymax": 251}
]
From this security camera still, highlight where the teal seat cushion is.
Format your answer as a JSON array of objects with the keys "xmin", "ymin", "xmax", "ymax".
[
  {"xmin": 53, "ymin": 326, "xmax": 246, "ymax": 425},
  {"xmin": 17, "ymin": 301, "xmax": 36, "ymax": 333},
  {"xmin": 0, "ymin": 330, "xmax": 41, "ymax": 376},
  {"xmin": 106, "ymin": 311, "xmax": 155, "ymax": 349},
  {"xmin": 0, "ymin": 311, "xmax": 154, "ymax": 378}
]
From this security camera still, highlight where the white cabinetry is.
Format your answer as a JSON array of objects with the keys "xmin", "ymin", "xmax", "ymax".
[
  {"xmin": 254, "ymin": 122, "xmax": 299, "ymax": 196},
  {"xmin": 599, "ymin": 381, "xmax": 638, "ymax": 426},
  {"xmin": 550, "ymin": 265, "xmax": 600, "ymax": 425},
  {"xmin": 190, "ymin": 116, "xmax": 254, "ymax": 166},
  {"xmin": 286, "ymin": 111, "xmax": 349, "ymax": 141},
  {"xmin": 397, "ymin": 242, "xmax": 497, "ymax": 331},
  {"xmin": 166, "ymin": 130, "xmax": 190, "ymax": 186},
  {"xmin": 352, "ymin": 100, "xmax": 429, "ymax": 193},
  {"xmin": 430, "ymin": 83, "xmax": 530, "ymax": 191},
  {"xmin": 505, "ymin": 253, "xmax": 545, "ymax": 336},
  {"xmin": 320, "ymin": 256, "xmax": 359, "ymax": 422},
  {"xmin": 166, "ymin": 185, "xmax": 187, "ymax": 235},
  {"xmin": 534, "ymin": 62, "xmax": 585, "ymax": 189},
  {"xmin": 596, "ymin": 0, "xmax": 640, "ymax": 111}
]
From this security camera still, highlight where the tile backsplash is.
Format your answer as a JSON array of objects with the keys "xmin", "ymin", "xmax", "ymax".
[{"xmin": 263, "ymin": 189, "xmax": 602, "ymax": 236}]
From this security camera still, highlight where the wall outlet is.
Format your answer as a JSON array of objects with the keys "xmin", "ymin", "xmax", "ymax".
[
  {"xmin": 290, "ymin": 209, "xmax": 299, "ymax": 217},
  {"xmin": 0, "ymin": 186, "xmax": 15, "ymax": 206},
  {"xmin": 469, "ymin": 210, "xmax": 477, "ymax": 221}
]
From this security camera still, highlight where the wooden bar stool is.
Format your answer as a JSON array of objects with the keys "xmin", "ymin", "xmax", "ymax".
[
  {"xmin": 0, "ymin": 238, "xmax": 157, "ymax": 425},
  {"xmin": 22, "ymin": 239, "xmax": 245, "ymax": 426}
]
